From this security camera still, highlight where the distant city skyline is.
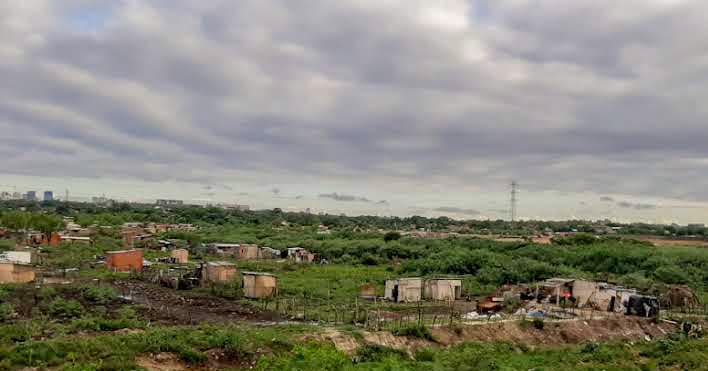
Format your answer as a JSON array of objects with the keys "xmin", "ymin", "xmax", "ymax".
[{"xmin": 1, "ymin": 175, "xmax": 706, "ymax": 225}]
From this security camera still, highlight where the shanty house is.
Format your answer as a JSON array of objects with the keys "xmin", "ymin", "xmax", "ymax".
[
  {"xmin": 544, "ymin": 278, "xmax": 639, "ymax": 312},
  {"xmin": 46, "ymin": 232, "xmax": 61, "ymax": 247},
  {"xmin": 259, "ymin": 247, "xmax": 281, "ymax": 259},
  {"xmin": 60, "ymin": 236, "xmax": 92, "ymax": 245},
  {"xmin": 105, "ymin": 250, "xmax": 144, "ymax": 272},
  {"xmin": 541, "ymin": 278, "xmax": 575, "ymax": 305},
  {"xmin": 242, "ymin": 272, "xmax": 278, "ymax": 298},
  {"xmin": 201, "ymin": 261, "xmax": 237, "ymax": 285},
  {"xmin": 571, "ymin": 280, "xmax": 630, "ymax": 312},
  {"xmin": 287, "ymin": 247, "xmax": 316, "ymax": 263},
  {"xmin": 359, "ymin": 283, "xmax": 377, "ymax": 299},
  {"xmin": 207, "ymin": 243, "xmax": 240, "ymax": 255},
  {"xmin": 424, "ymin": 279, "xmax": 462, "ymax": 301},
  {"xmin": 0, "ymin": 262, "xmax": 35, "ymax": 283},
  {"xmin": 238, "ymin": 244, "xmax": 260, "ymax": 260},
  {"xmin": 0, "ymin": 251, "xmax": 34, "ymax": 264},
  {"xmin": 170, "ymin": 249, "xmax": 189, "ymax": 264},
  {"xmin": 385, "ymin": 278, "xmax": 423, "ymax": 302}
]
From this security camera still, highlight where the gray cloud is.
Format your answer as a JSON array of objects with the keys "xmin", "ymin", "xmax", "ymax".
[
  {"xmin": 319, "ymin": 192, "xmax": 373, "ymax": 203},
  {"xmin": 433, "ymin": 207, "xmax": 481, "ymax": 216},
  {"xmin": 600, "ymin": 196, "xmax": 614, "ymax": 202},
  {"xmin": 616, "ymin": 201, "xmax": 657, "ymax": 210},
  {"xmin": 1, "ymin": 1, "xmax": 708, "ymax": 221}
]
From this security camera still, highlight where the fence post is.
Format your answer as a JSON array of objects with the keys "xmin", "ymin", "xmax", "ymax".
[
  {"xmin": 449, "ymin": 301, "xmax": 454, "ymax": 327},
  {"xmin": 376, "ymin": 297, "xmax": 382, "ymax": 331},
  {"xmin": 418, "ymin": 301, "xmax": 423, "ymax": 326},
  {"xmin": 355, "ymin": 297, "xmax": 359, "ymax": 325}
]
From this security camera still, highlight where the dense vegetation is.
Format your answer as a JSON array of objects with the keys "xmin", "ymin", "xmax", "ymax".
[
  {"xmin": 0, "ymin": 201, "xmax": 706, "ymax": 370},
  {"xmin": 258, "ymin": 337, "xmax": 708, "ymax": 371},
  {"xmin": 2, "ymin": 200, "xmax": 707, "ymax": 237}
]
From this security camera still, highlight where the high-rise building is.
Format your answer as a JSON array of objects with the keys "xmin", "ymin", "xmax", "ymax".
[
  {"xmin": 25, "ymin": 191, "xmax": 37, "ymax": 201},
  {"xmin": 12, "ymin": 192, "xmax": 21, "ymax": 200},
  {"xmin": 43, "ymin": 191, "xmax": 54, "ymax": 201}
]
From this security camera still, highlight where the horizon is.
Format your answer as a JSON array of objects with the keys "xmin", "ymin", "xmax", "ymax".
[{"xmin": 2, "ymin": 184, "xmax": 706, "ymax": 226}]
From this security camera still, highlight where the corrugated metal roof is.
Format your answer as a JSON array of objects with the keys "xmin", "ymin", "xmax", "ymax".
[
  {"xmin": 242, "ymin": 271, "xmax": 276, "ymax": 277},
  {"xmin": 207, "ymin": 261, "xmax": 235, "ymax": 267}
]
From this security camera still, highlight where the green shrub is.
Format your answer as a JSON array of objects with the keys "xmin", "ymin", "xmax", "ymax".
[
  {"xmin": 256, "ymin": 343, "xmax": 348, "ymax": 371},
  {"xmin": 47, "ymin": 298, "xmax": 83, "ymax": 319},
  {"xmin": 38, "ymin": 286, "xmax": 58, "ymax": 300},
  {"xmin": 80, "ymin": 285, "xmax": 118, "ymax": 305},
  {"xmin": 392, "ymin": 325, "xmax": 436, "ymax": 342},
  {"xmin": 0, "ymin": 303, "xmax": 15, "ymax": 322},
  {"xmin": 356, "ymin": 344, "xmax": 407, "ymax": 362},
  {"xmin": 383, "ymin": 232, "xmax": 401, "ymax": 242},
  {"xmin": 653, "ymin": 266, "xmax": 690, "ymax": 285},
  {"xmin": 532, "ymin": 319, "xmax": 544, "ymax": 330},
  {"xmin": 414, "ymin": 348, "xmax": 435, "ymax": 362}
]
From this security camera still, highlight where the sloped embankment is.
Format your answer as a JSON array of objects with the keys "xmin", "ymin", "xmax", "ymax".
[{"xmin": 320, "ymin": 317, "xmax": 678, "ymax": 355}]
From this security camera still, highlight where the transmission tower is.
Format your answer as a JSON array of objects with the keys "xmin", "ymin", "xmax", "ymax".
[{"xmin": 510, "ymin": 181, "xmax": 518, "ymax": 222}]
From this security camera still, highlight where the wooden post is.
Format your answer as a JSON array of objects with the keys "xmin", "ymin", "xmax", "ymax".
[
  {"xmin": 355, "ymin": 297, "xmax": 359, "ymax": 325},
  {"xmin": 376, "ymin": 297, "xmax": 382, "ymax": 331},
  {"xmin": 418, "ymin": 301, "xmax": 423, "ymax": 326},
  {"xmin": 449, "ymin": 301, "xmax": 454, "ymax": 327}
]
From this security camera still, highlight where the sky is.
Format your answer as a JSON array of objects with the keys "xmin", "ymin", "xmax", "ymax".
[{"xmin": 1, "ymin": 0, "xmax": 708, "ymax": 223}]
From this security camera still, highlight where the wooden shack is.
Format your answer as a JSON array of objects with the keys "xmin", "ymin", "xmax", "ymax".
[
  {"xmin": 201, "ymin": 261, "xmax": 237, "ymax": 285},
  {"xmin": 0, "ymin": 262, "xmax": 36, "ymax": 283},
  {"xmin": 359, "ymin": 283, "xmax": 377, "ymax": 299},
  {"xmin": 0, "ymin": 251, "xmax": 34, "ymax": 264},
  {"xmin": 242, "ymin": 272, "xmax": 278, "ymax": 298},
  {"xmin": 238, "ymin": 245, "xmax": 260, "ymax": 260},
  {"xmin": 385, "ymin": 278, "xmax": 423, "ymax": 302},
  {"xmin": 424, "ymin": 279, "xmax": 462, "ymax": 301},
  {"xmin": 287, "ymin": 247, "xmax": 316, "ymax": 263},
  {"xmin": 258, "ymin": 247, "xmax": 281, "ymax": 259},
  {"xmin": 105, "ymin": 250, "xmax": 143, "ymax": 272},
  {"xmin": 170, "ymin": 249, "xmax": 189, "ymax": 264}
]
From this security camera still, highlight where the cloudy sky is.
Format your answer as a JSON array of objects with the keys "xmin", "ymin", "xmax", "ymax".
[{"xmin": 2, "ymin": 0, "xmax": 708, "ymax": 223}]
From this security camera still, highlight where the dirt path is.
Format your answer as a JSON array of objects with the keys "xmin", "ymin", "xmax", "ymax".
[{"xmin": 112, "ymin": 280, "xmax": 280, "ymax": 324}]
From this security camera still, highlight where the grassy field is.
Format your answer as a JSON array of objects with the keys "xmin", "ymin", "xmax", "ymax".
[
  {"xmin": 1, "ymin": 207, "xmax": 708, "ymax": 370},
  {"xmin": 256, "ymin": 336, "xmax": 708, "ymax": 371},
  {"xmin": 0, "ymin": 321, "xmax": 705, "ymax": 371}
]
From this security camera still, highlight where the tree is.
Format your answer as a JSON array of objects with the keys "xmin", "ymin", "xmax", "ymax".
[
  {"xmin": 0, "ymin": 211, "xmax": 32, "ymax": 231},
  {"xmin": 32, "ymin": 214, "xmax": 64, "ymax": 237},
  {"xmin": 383, "ymin": 231, "xmax": 401, "ymax": 242}
]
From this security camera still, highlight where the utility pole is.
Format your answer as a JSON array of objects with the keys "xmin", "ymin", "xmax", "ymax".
[{"xmin": 510, "ymin": 181, "xmax": 518, "ymax": 222}]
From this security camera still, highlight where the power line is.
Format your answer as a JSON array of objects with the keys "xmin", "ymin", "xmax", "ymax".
[{"xmin": 510, "ymin": 181, "xmax": 517, "ymax": 222}]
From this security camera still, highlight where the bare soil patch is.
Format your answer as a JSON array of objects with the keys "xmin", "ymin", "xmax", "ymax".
[
  {"xmin": 318, "ymin": 317, "xmax": 678, "ymax": 355},
  {"xmin": 136, "ymin": 353, "xmax": 190, "ymax": 371},
  {"xmin": 112, "ymin": 280, "xmax": 280, "ymax": 324},
  {"xmin": 632, "ymin": 236, "xmax": 708, "ymax": 247},
  {"xmin": 433, "ymin": 317, "xmax": 675, "ymax": 346}
]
